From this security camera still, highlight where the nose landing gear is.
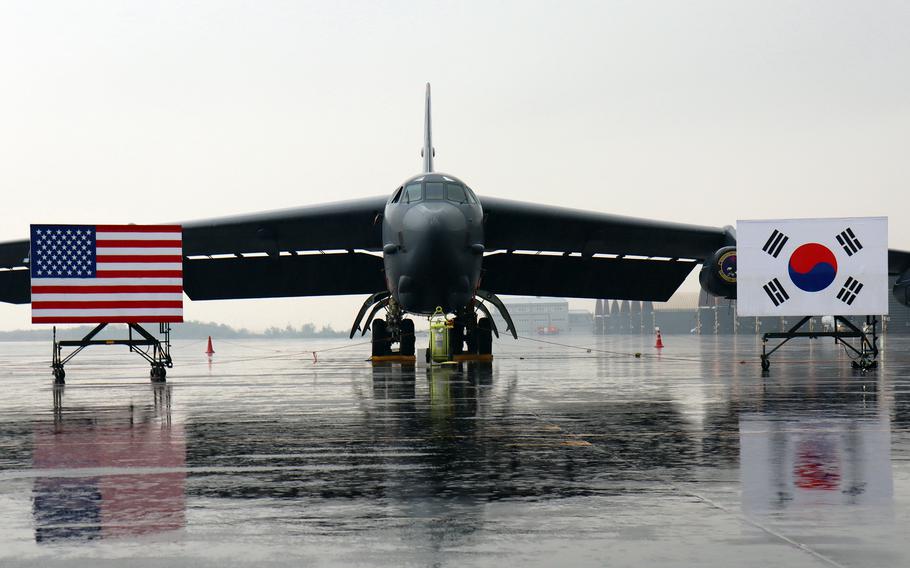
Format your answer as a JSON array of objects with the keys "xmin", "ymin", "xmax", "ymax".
[
  {"xmin": 369, "ymin": 298, "xmax": 416, "ymax": 359},
  {"xmin": 354, "ymin": 290, "xmax": 517, "ymax": 363}
]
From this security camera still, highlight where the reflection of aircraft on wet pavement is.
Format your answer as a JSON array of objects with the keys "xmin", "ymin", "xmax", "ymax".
[
  {"xmin": 31, "ymin": 387, "xmax": 185, "ymax": 542},
  {"xmin": 177, "ymin": 363, "xmax": 702, "ymax": 558},
  {"xmin": 186, "ymin": 365, "xmax": 699, "ymax": 496},
  {"xmin": 2, "ymin": 84, "xmax": 909, "ymax": 361}
]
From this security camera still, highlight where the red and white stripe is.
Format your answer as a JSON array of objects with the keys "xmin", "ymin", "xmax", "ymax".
[{"xmin": 31, "ymin": 225, "xmax": 184, "ymax": 323}]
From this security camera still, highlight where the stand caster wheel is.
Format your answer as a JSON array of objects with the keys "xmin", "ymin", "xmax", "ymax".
[{"xmin": 151, "ymin": 365, "xmax": 167, "ymax": 382}]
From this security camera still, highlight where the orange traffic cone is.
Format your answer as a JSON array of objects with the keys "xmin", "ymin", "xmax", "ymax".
[
  {"xmin": 654, "ymin": 328, "xmax": 664, "ymax": 349},
  {"xmin": 205, "ymin": 336, "xmax": 215, "ymax": 356}
]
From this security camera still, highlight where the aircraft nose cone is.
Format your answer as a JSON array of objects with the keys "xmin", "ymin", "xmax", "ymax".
[{"xmin": 395, "ymin": 202, "xmax": 475, "ymax": 313}]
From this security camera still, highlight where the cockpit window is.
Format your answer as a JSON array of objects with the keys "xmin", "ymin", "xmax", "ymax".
[
  {"xmin": 425, "ymin": 181, "xmax": 444, "ymax": 200},
  {"xmin": 404, "ymin": 182, "xmax": 422, "ymax": 203},
  {"xmin": 465, "ymin": 186, "xmax": 477, "ymax": 204},
  {"xmin": 391, "ymin": 186, "xmax": 403, "ymax": 204},
  {"xmin": 445, "ymin": 183, "xmax": 467, "ymax": 203}
]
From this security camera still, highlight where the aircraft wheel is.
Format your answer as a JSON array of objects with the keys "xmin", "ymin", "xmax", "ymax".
[
  {"xmin": 53, "ymin": 367, "xmax": 65, "ymax": 385},
  {"xmin": 450, "ymin": 323, "xmax": 464, "ymax": 355},
  {"xmin": 399, "ymin": 319, "xmax": 416, "ymax": 356},
  {"xmin": 372, "ymin": 319, "xmax": 391, "ymax": 357},
  {"xmin": 760, "ymin": 356, "xmax": 770, "ymax": 371},
  {"xmin": 476, "ymin": 317, "xmax": 493, "ymax": 355}
]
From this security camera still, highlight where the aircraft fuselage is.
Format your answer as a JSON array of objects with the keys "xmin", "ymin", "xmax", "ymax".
[{"xmin": 381, "ymin": 172, "xmax": 483, "ymax": 314}]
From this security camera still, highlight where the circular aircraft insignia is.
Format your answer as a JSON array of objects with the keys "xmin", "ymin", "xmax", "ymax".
[
  {"xmin": 788, "ymin": 243, "xmax": 837, "ymax": 292},
  {"xmin": 718, "ymin": 251, "xmax": 737, "ymax": 283}
]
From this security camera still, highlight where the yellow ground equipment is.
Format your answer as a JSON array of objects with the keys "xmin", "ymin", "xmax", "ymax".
[{"xmin": 428, "ymin": 307, "xmax": 453, "ymax": 363}]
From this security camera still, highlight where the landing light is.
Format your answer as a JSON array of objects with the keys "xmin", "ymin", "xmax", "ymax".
[{"xmin": 483, "ymin": 250, "xmax": 507, "ymax": 257}]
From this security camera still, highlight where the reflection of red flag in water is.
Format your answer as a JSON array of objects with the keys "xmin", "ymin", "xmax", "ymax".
[
  {"xmin": 32, "ymin": 417, "xmax": 186, "ymax": 541},
  {"xmin": 793, "ymin": 439, "xmax": 840, "ymax": 491}
]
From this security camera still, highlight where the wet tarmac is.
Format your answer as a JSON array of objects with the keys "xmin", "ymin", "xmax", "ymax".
[{"xmin": 1, "ymin": 334, "xmax": 909, "ymax": 567}]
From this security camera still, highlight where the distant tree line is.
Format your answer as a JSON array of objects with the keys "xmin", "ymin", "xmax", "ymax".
[
  {"xmin": 0, "ymin": 320, "xmax": 346, "ymax": 341},
  {"xmin": 262, "ymin": 323, "xmax": 344, "ymax": 338}
]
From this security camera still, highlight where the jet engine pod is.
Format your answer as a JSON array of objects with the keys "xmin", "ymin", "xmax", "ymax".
[
  {"xmin": 699, "ymin": 246, "xmax": 737, "ymax": 299},
  {"xmin": 895, "ymin": 270, "xmax": 910, "ymax": 307}
]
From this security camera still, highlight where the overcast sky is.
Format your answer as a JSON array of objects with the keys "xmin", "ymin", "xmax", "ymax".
[{"xmin": 1, "ymin": 0, "xmax": 908, "ymax": 331}]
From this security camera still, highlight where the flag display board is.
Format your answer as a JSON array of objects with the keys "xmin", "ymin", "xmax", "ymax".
[
  {"xmin": 29, "ymin": 225, "xmax": 184, "ymax": 323},
  {"xmin": 737, "ymin": 217, "xmax": 888, "ymax": 317}
]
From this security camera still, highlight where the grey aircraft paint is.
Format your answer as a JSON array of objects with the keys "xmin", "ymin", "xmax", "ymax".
[{"xmin": 381, "ymin": 172, "xmax": 484, "ymax": 314}]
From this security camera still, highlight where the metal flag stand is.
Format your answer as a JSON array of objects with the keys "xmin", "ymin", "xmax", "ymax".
[
  {"xmin": 51, "ymin": 323, "xmax": 173, "ymax": 384},
  {"xmin": 760, "ymin": 315, "xmax": 879, "ymax": 372}
]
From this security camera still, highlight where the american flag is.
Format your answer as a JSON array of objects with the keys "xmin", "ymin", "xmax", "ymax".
[{"xmin": 29, "ymin": 225, "xmax": 183, "ymax": 323}]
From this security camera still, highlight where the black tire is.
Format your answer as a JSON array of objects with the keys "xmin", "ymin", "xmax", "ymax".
[
  {"xmin": 476, "ymin": 317, "xmax": 493, "ymax": 355},
  {"xmin": 450, "ymin": 324, "xmax": 464, "ymax": 355},
  {"xmin": 399, "ymin": 319, "xmax": 416, "ymax": 356},
  {"xmin": 761, "ymin": 357, "xmax": 770, "ymax": 371},
  {"xmin": 372, "ymin": 319, "xmax": 390, "ymax": 357},
  {"xmin": 465, "ymin": 331, "xmax": 477, "ymax": 354},
  {"xmin": 53, "ymin": 367, "xmax": 65, "ymax": 384}
]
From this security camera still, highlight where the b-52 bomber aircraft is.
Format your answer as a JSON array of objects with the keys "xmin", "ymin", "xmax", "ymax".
[{"xmin": 1, "ymin": 84, "xmax": 910, "ymax": 360}]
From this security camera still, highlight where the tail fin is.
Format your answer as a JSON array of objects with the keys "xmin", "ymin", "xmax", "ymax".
[{"xmin": 422, "ymin": 83, "xmax": 434, "ymax": 173}]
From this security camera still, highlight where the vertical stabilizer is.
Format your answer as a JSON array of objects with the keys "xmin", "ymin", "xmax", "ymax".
[{"xmin": 422, "ymin": 83, "xmax": 434, "ymax": 173}]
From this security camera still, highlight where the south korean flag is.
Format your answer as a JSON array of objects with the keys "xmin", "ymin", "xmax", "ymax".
[{"xmin": 736, "ymin": 217, "xmax": 888, "ymax": 317}]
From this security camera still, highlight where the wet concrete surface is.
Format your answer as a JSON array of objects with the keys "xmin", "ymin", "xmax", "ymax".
[{"xmin": 1, "ymin": 334, "xmax": 909, "ymax": 567}]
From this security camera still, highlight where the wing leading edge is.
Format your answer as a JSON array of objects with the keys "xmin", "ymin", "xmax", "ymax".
[
  {"xmin": 2, "ymin": 195, "xmax": 909, "ymax": 305},
  {"xmin": 480, "ymin": 197, "xmax": 733, "ymax": 301}
]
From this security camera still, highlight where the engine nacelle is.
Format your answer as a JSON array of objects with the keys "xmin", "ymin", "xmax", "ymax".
[
  {"xmin": 895, "ymin": 270, "xmax": 910, "ymax": 307},
  {"xmin": 699, "ymin": 246, "xmax": 737, "ymax": 299}
]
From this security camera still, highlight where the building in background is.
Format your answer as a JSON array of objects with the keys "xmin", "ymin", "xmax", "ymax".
[
  {"xmin": 886, "ymin": 274, "xmax": 910, "ymax": 334},
  {"xmin": 493, "ymin": 297, "xmax": 570, "ymax": 336},
  {"xmin": 588, "ymin": 285, "xmax": 909, "ymax": 335},
  {"xmin": 568, "ymin": 309, "xmax": 594, "ymax": 334},
  {"xmin": 493, "ymin": 287, "xmax": 910, "ymax": 337}
]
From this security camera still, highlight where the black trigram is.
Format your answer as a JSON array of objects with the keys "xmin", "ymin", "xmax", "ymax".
[
  {"xmin": 762, "ymin": 229, "xmax": 789, "ymax": 258},
  {"xmin": 836, "ymin": 227, "xmax": 863, "ymax": 256},
  {"xmin": 836, "ymin": 277, "xmax": 863, "ymax": 305},
  {"xmin": 763, "ymin": 278, "xmax": 790, "ymax": 307}
]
